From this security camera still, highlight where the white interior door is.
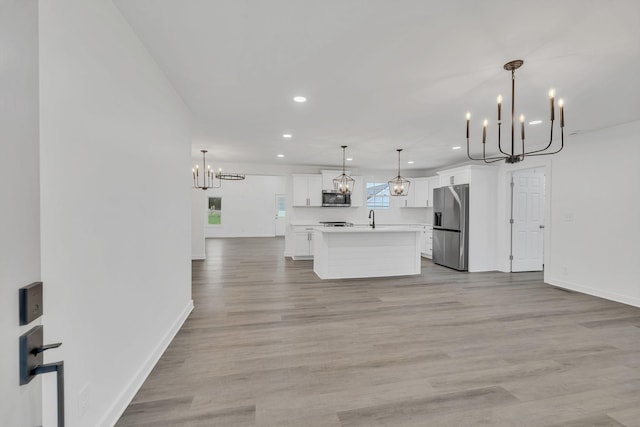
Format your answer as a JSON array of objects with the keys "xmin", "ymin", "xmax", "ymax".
[
  {"xmin": 511, "ymin": 167, "xmax": 545, "ymax": 272},
  {"xmin": 274, "ymin": 194, "xmax": 286, "ymax": 236}
]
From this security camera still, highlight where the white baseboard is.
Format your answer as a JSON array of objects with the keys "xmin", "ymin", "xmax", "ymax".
[
  {"xmin": 98, "ymin": 299, "xmax": 194, "ymax": 427},
  {"xmin": 191, "ymin": 253, "xmax": 206, "ymax": 260},
  {"xmin": 546, "ymin": 277, "xmax": 640, "ymax": 308}
]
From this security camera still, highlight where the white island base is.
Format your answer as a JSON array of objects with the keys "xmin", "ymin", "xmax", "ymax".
[{"xmin": 313, "ymin": 227, "xmax": 421, "ymax": 280}]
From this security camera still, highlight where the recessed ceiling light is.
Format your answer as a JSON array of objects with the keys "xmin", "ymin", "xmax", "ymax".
[
  {"xmin": 452, "ymin": 146, "xmax": 462, "ymax": 150},
  {"xmin": 407, "ymin": 161, "xmax": 415, "ymax": 164},
  {"xmin": 293, "ymin": 96, "xmax": 307, "ymax": 103},
  {"xmin": 346, "ymin": 158, "xmax": 353, "ymax": 161},
  {"xmin": 529, "ymin": 120, "xmax": 542, "ymax": 125},
  {"xmin": 282, "ymin": 133, "xmax": 292, "ymax": 138},
  {"xmin": 277, "ymin": 154, "xmax": 285, "ymax": 158}
]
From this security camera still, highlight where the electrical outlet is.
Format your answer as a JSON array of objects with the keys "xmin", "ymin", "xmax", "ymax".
[{"xmin": 79, "ymin": 383, "xmax": 90, "ymax": 416}]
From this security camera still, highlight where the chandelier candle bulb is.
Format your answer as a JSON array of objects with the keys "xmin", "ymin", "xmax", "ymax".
[
  {"xmin": 549, "ymin": 89, "xmax": 555, "ymax": 121},
  {"xmin": 482, "ymin": 119, "xmax": 488, "ymax": 144},
  {"xmin": 497, "ymin": 95, "xmax": 502, "ymax": 121},
  {"xmin": 466, "ymin": 112, "xmax": 470, "ymax": 138},
  {"xmin": 558, "ymin": 99, "xmax": 565, "ymax": 128},
  {"xmin": 520, "ymin": 114, "xmax": 525, "ymax": 140}
]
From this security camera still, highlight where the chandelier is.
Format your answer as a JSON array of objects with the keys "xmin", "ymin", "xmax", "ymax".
[
  {"xmin": 388, "ymin": 149, "xmax": 410, "ymax": 196},
  {"xmin": 466, "ymin": 60, "xmax": 565, "ymax": 164},
  {"xmin": 192, "ymin": 150, "xmax": 245, "ymax": 190},
  {"xmin": 333, "ymin": 145, "xmax": 355, "ymax": 194}
]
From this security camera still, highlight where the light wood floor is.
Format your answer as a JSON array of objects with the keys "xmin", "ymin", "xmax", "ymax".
[{"xmin": 117, "ymin": 237, "xmax": 640, "ymax": 426}]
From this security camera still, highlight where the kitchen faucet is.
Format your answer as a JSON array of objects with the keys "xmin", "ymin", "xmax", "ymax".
[{"xmin": 368, "ymin": 209, "xmax": 375, "ymax": 229}]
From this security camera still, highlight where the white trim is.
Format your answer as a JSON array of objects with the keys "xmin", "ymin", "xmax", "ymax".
[
  {"xmin": 97, "ymin": 300, "xmax": 194, "ymax": 427},
  {"xmin": 546, "ymin": 278, "xmax": 640, "ymax": 308},
  {"xmin": 191, "ymin": 253, "xmax": 206, "ymax": 260}
]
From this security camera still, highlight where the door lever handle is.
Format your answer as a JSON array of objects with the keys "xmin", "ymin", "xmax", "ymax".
[
  {"xmin": 539, "ymin": 225, "xmax": 545, "ymax": 229},
  {"xmin": 32, "ymin": 342, "xmax": 62, "ymax": 355}
]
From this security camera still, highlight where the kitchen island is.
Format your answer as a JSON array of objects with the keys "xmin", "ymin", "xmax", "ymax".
[{"xmin": 313, "ymin": 227, "xmax": 421, "ymax": 279}]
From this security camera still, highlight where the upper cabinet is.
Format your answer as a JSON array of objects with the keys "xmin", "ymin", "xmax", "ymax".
[
  {"xmin": 350, "ymin": 176, "xmax": 363, "ymax": 207},
  {"xmin": 426, "ymin": 176, "xmax": 440, "ymax": 207},
  {"xmin": 401, "ymin": 176, "xmax": 439, "ymax": 207},
  {"xmin": 404, "ymin": 178, "xmax": 427, "ymax": 207},
  {"xmin": 438, "ymin": 167, "xmax": 470, "ymax": 187},
  {"xmin": 292, "ymin": 174, "xmax": 322, "ymax": 207}
]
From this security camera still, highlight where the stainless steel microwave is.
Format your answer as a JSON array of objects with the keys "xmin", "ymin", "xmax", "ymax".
[{"xmin": 322, "ymin": 191, "xmax": 351, "ymax": 207}]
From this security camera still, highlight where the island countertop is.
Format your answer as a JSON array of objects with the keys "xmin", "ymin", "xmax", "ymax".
[
  {"xmin": 312, "ymin": 226, "xmax": 421, "ymax": 233},
  {"xmin": 312, "ymin": 226, "xmax": 421, "ymax": 280}
]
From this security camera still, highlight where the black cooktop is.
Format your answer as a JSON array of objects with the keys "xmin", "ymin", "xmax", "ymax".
[{"xmin": 319, "ymin": 221, "xmax": 354, "ymax": 227}]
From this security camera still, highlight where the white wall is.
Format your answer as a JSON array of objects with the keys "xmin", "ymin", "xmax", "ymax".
[
  {"xmin": 0, "ymin": 1, "xmax": 42, "ymax": 425},
  {"xmin": 191, "ymin": 190, "xmax": 206, "ymax": 259},
  {"xmin": 38, "ymin": 1, "xmax": 193, "ymax": 426},
  {"xmin": 467, "ymin": 166, "xmax": 498, "ymax": 272},
  {"xmin": 545, "ymin": 122, "xmax": 640, "ymax": 307},
  {"xmin": 203, "ymin": 175, "xmax": 288, "ymax": 238}
]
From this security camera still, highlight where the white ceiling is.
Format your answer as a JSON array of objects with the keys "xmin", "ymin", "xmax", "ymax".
[{"xmin": 114, "ymin": 0, "xmax": 640, "ymax": 171}]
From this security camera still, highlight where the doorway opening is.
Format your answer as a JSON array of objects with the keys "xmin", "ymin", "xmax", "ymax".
[
  {"xmin": 509, "ymin": 167, "xmax": 546, "ymax": 272},
  {"xmin": 274, "ymin": 194, "xmax": 286, "ymax": 236}
]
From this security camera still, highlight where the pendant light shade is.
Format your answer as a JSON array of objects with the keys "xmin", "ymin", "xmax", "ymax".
[
  {"xmin": 333, "ymin": 145, "xmax": 355, "ymax": 195},
  {"xmin": 388, "ymin": 149, "xmax": 410, "ymax": 196}
]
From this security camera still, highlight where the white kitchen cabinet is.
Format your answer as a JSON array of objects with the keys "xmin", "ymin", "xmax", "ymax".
[
  {"xmin": 292, "ymin": 226, "xmax": 315, "ymax": 258},
  {"xmin": 438, "ymin": 167, "xmax": 470, "ymax": 187},
  {"xmin": 402, "ymin": 178, "xmax": 428, "ymax": 207},
  {"xmin": 292, "ymin": 174, "xmax": 322, "ymax": 207},
  {"xmin": 350, "ymin": 176, "xmax": 363, "ymax": 207},
  {"xmin": 426, "ymin": 176, "xmax": 440, "ymax": 207},
  {"xmin": 401, "ymin": 182, "xmax": 415, "ymax": 207},
  {"xmin": 414, "ymin": 178, "xmax": 429, "ymax": 207},
  {"xmin": 421, "ymin": 225, "xmax": 433, "ymax": 258}
]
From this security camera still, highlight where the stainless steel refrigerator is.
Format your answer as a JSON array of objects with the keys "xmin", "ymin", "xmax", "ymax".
[{"xmin": 432, "ymin": 184, "xmax": 469, "ymax": 271}]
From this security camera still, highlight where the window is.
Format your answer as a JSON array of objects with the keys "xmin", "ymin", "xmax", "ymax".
[
  {"xmin": 208, "ymin": 197, "xmax": 222, "ymax": 224},
  {"xmin": 366, "ymin": 182, "xmax": 390, "ymax": 209}
]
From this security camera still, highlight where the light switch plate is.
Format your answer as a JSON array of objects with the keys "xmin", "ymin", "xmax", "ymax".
[
  {"xmin": 19, "ymin": 281, "xmax": 43, "ymax": 325},
  {"xmin": 19, "ymin": 325, "xmax": 43, "ymax": 385}
]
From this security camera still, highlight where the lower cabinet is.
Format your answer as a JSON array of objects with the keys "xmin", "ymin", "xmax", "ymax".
[
  {"xmin": 421, "ymin": 225, "xmax": 433, "ymax": 259},
  {"xmin": 293, "ymin": 227, "xmax": 314, "ymax": 258}
]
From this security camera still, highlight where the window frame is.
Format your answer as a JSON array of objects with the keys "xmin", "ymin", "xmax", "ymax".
[{"xmin": 366, "ymin": 181, "xmax": 391, "ymax": 210}]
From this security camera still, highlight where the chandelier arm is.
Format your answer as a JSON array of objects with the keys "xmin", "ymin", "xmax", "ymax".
[
  {"xmin": 466, "ymin": 138, "xmax": 493, "ymax": 161},
  {"xmin": 466, "ymin": 143, "xmax": 508, "ymax": 161},
  {"xmin": 523, "ymin": 120, "xmax": 556, "ymax": 155},
  {"xmin": 496, "ymin": 123, "xmax": 510, "ymax": 156},
  {"xmin": 484, "ymin": 157, "xmax": 507, "ymax": 164},
  {"xmin": 483, "ymin": 139, "xmax": 507, "ymax": 163},
  {"xmin": 524, "ymin": 127, "xmax": 564, "ymax": 157}
]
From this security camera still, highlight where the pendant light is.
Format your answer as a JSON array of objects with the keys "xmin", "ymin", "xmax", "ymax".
[
  {"xmin": 333, "ymin": 145, "xmax": 355, "ymax": 194},
  {"xmin": 388, "ymin": 149, "xmax": 410, "ymax": 196},
  {"xmin": 466, "ymin": 59, "xmax": 565, "ymax": 164},
  {"xmin": 192, "ymin": 150, "xmax": 220, "ymax": 190},
  {"xmin": 192, "ymin": 149, "xmax": 245, "ymax": 190}
]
